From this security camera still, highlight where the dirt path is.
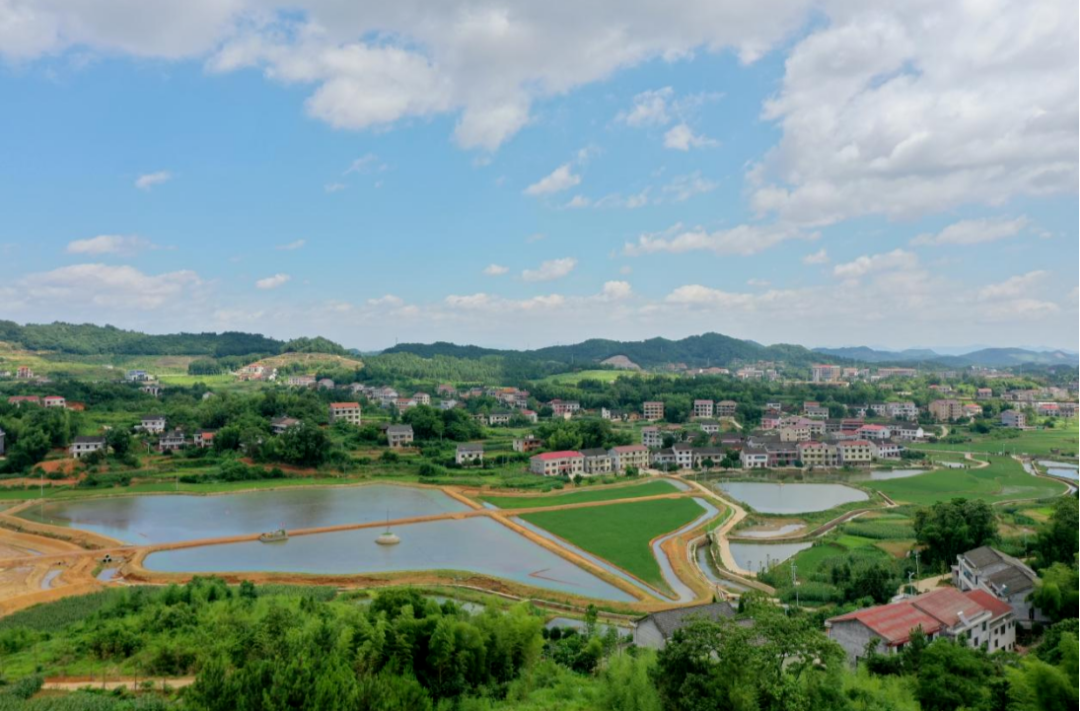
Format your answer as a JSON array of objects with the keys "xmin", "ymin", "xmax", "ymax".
[
  {"xmin": 42, "ymin": 676, "xmax": 195, "ymax": 691},
  {"xmin": 678, "ymin": 478, "xmax": 751, "ymax": 576}
]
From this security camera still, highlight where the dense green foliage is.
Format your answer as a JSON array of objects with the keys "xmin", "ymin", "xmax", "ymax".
[
  {"xmin": 913, "ymin": 498, "xmax": 997, "ymax": 570},
  {"xmin": 0, "ymin": 321, "xmax": 283, "ymax": 357}
]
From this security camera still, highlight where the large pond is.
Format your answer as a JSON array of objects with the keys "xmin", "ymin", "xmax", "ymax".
[
  {"xmin": 851, "ymin": 469, "xmax": 927, "ymax": 482},
  {"xmin": 19, "ymin": 485, "xmax": 470, "ymax": 544},
  {"xmin": 729, "ymin": 541, "xmax": 812, "ymax": 575},
  {"xmin": 1038, "ymin": 460, "xmax": 1079, "ymax": 482},
  {"xmin": 143, "ymin": 517, "xmax": 636, "ymax": 602},
  {"xmin": 715, "ymin": 482, "xmax": 868, "ymax": 514}
]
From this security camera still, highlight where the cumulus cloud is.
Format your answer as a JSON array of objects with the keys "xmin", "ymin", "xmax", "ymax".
[
  {"xmin": 624, "ymin": 223, "xmax": 811, "ymax": 257},
  {"xmin": 600, "ymin": 280, "xmax": 633, "ymax": 300},
  {"xmin": 366, "ymin": 294, "xmax": 404, "ymax": 306},
  {"xmin": 832, "ymin": 249, "xmax": 918, "ymax": 279},
  {"xmin": 524, "ymin": 164, "xmax": 581, "ymax": 196},
  {"xmin": 255, "ymin": 273, "xmax": 291, "ymax": 289},
  {"xmin": 977, "ymin": 271, "xmax": 1048, "ymax": 300},
  {"xmin": 911, "ymin": 216, "xmax": 1029, "ymax": 247},
  {"xmin": 134, "ymin": 171, "xmax": 172, "ymax": 190},
  {"xmin": 521, "ymin": 257, "xmax": 577, "ymax": 282},
  {"xmin": 66, "ymin": 235, "xmax": 154, "ymax": 256},
  {"xmin": 802, "ymin": 248, "xmax": 829, "ymax": 265},
  {"xmin": 660, "ymin": 172, "xmax": 717, "ymax": 202},
  {"xmin": 750, "ymin": 0, "xmax": 1078, "ymax": 225},
  {"xmin": 483, "ymin": 263, "xmax": 509, "ymax": 276},
  {"xmin": 5, "ymin": 264, "xmax": 202, "ymax": 310},
  {"xmin": 663, "ymin": 123, "xmax": 718, "ymax": 151},
  {"xmin": 619, "ymin": 87, "xmax": 675, "ymax": 127}
]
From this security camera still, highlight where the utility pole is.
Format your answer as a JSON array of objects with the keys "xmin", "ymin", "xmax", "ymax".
[{"xmin": 790, "ymin": 561, "xmax": 799, "ymax": 609}]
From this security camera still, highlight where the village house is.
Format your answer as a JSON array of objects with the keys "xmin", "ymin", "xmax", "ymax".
[
  {"xmin": 520, "ymin": 409, "xmax": 539, "ymax": 423},
  {"xmin": 1000, "ymin": 410, "xmax": 1026, "ymax": 429},
  {"xmin": 962, "ymin": 403, "xmax": 983, "ymax": 419},
  {"xmin": 7, "ymin": 395, "xmax": 40, "ymax": 406},
  {"xmin": 652, "ymin": 442, "xmax": 693, "ymax": 469},
  {"xmin": 825, "ymin": 587, "xmax": 1014, "ymax": 665},
  {"xmin": 633, "ymin": 602, "xmax": 738, "ymax": 650},
  {"xmin": 870, "ymin": 440, "xmax": 904, "ymax": 459},
  {"xmin": 529, "ymin": 450, "xmax": 584, "ymax": 477},
  {"xmin": 328, "ymin": 402, "xmax": 362, "ymax": 426},
  {"xmin": 141, "ymin": 383, "xmax": 161, "ymax": 397},
  {"xmin": 235, "ymin": 363, "xmax": 275, "ymax": 381},
  {"xmin": 609, "ymin": 444, "xmax": 650, "ymax": 472},
  {"xmin": 43, "ymin": 395, "xmax": 66, "ymax": 408},
  {"xmin": 698, "ymin": 420, "xmax": 720, "ymax": 434},
  {"xmin": 643, "ymin": 401, "xmax": 665, "ymax": 421},
  {"xmin": 513, "ymin": 435, "xmax": 544, "ymax": 453},
  {"xmin": 316, "ymin": 378, "xmax": 336, "ymax": 390},
  {"xmin": 436, "ymin": 384, "xmax": 456, "ymax": 396},
  {"xmin": 580, "ymin": 448, "xmax": 614, "ymax": 475},
  {"xmin": 779, "ymin": 422, "xmax": 812, "ymax": 442},
  {"xmin": 692, "ymin": 399, "xmax": 714, "ymax": 418},
  {"xmin": 455, "ymin": 443, "xmax": 484, "ymax": 465},
  {"xmin": 270, "ymin": 416, "xmax": 301, "ymax": 435},
  {"xmin": 193, "ymin": 430, "xmax": 216, "ymax": 449},
  {"xmin": 692, "ymin": 447, "xmax": 727, "ymax": 469},
  {"xmin": 16, "ymin": 365, "xmax": 34, "ymax": 379},
  {"xmin": 797, "ymin": 440, "xmax": 839, "ymax": 467},
  {"xmin": 888, "ymin": 422, "xmax": 925, "ymax": 440},
  {"xmin": 953, "ymin": 546, "xmax": 1043, "ymax": 625},
  {"xmin": 486, "ymin": 411, "xmax": 513, "ymax": 426},
  {"xmin": 386, "ymin": 425, "xmax": 414, "ymax": 448},
  {"xmin": 548, "ymin": 399, "xmax": 581, "ymax": 417},
  {"xmin": 811, "ymin": 364, "xmax": 842, "ymax": 383},
  {"xmin": 856, "ymin": 424, "xmax": 891, "ymax": 441},
  {"xmin": 286, "ymin": 375, "xmax": 317, "ymax": 387},
  {"xmin": 760, "ymin": 414, "xmax": 782, "ymax": 430},
  {"xmin": 837, "ymin": 440, "xmax": 874, "ymax": 465},
  {"xmin": 740, "ymin": 447, "xmax": 770, "ymax": 469},
  {"xmin": 803, "ymin": 401, "xmax": 830, "ymax": 419},
  {"xmin": 976, "ymin": 387, "xmax": 994, "ymax": 400},
  {"xmin": 765, "ymin": 442, "xmax": 799, "ymax": 467},
  {"xmin": 70, "ymin": 435, "xmax": 106, "ymax": 458},
  {"xmin": 876, "ymin": 367, "xmax": 917, "ymax": 378},
  {"xmin": 1035, "ymin": 402, "xmax": 1061, "ymax": 417},
  {"xmin": 394, "ymin": 397, "xmax": 416, "ymax": 411},
  {"xmin": 715, "ymin": 400, "xmax": 738, "ymax": 418},
  {"xmin": 438, "ymin": 399, "xmax": 459, "ymax": 411},
  {"xmin": 1058, "ymin": 402, "xmax": 1079, "ymax": 418},
  {"xmin": 139, "ymin": 415, "xmax": 167, "ymax": 434},
  {"xmin": 373, "ymin": 386, "xmax": 399, "ymax": 405},
  {"xmin": 641, "ymin": 426, "xmax": 663, "ymax": 448},
  {"xmin": 929, "ymin": 399, "xmax": 965, "ymax": 422},
  {"xmin": 158, "ymin": 429, "xmax": 187, "ymax": 452}
]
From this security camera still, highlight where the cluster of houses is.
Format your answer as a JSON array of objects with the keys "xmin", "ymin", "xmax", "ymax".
[
  {"xmin": 6, "ymin": 394, "xmax": 82, "ymax": 410},
  {"xmin": 825, "ymin": 545, "xmax": 1040, "ymax": 664},
  {"xmin": 527, "ymin": 445, "xmax": 651, "ymax": 477}
]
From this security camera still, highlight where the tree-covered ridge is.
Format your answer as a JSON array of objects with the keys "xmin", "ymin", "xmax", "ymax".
[
  {"xmin": 386, "ymin": 332, "xmax": 841, "ymax": 369},
  {"xmin": 0, "ymin": 321, "xmax": 286, "ymax": 357}
]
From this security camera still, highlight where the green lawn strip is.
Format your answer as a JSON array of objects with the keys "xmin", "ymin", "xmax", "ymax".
[
  {"xmin": 864, "ymin": 456, "xmax": 1068, "ymax": 506},
  {"xmin": 519, "ymin": 497, "xmax": 706, "ymax": 592},
  {"xmin": 914, "ymin": 423, "xmax": 1079, "ymax": 457},
  {"xmin": 481, "ymin": 480, "xmax": 679, "ymax": 509}
]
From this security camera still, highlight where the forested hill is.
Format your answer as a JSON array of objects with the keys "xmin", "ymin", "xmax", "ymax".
[
  {"xmin": 0, "ymin": 321, "xmax": 346, "ymax": 358},
  {"xmin": 384, "ymin": 332, "xmax": 838, "ymax": 369}
]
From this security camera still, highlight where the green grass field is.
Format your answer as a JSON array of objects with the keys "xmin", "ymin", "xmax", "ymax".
[
  {"xmin": 482, "ymin": 480, "xmax": 679, "ymax": 509},
  {"xmin": 539, "ymin": 369, "xmax": 634, "ymax": 385},
  {"xmin": 915, "ymin": 422, "xmax": 1079, "ymax": 457},
  {"xmin": 519, "ymin": 497, "xmax": 706, "ymax": 591},
  {"xmin": 865, "ymin": 456, "xmax": 1068, "ymax": 506}
]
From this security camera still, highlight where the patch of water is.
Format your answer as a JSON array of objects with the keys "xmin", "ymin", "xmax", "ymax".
[
  {"xmin": 736, "ymin": 523, "xmax": 806, "ymax": 538},
  {"xmin": 728, "ymin": 541, "xmax": 812, "ymax": 575},
  {"xmin": 715, "ymin": 482, "xmax": 867, "ymax": 514}
]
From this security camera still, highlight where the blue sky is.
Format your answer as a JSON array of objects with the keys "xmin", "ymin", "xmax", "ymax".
[{"xmin": 0, "ymin": 0, "xmax": 1076, "ymax": 351}]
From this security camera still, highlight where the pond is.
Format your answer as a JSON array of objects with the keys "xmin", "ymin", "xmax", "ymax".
[
  {"xmin": 1038, "ymin": 460, "xmax": 1079, "ymax": 482},
  {"xmin": 714, "ymin": 482, "xmax": 868, "ymax": 514},
  {"xmin": 729, "ymin": 541, "xmax": 812, "ymax": 575},
  {"xmin": 852, "ymin": 469, "xmax": 928, "ymax": 482},
  {"xmin": 19, "ymin": 485, "xmax": 470, "ymax": 544},
  {"xmin": 736, "ymin": 523, "xmax": 806, "ymax": 538},
  {"xmin": 142, "ymin": 517, "xmax": 637, "ymax": 602}
]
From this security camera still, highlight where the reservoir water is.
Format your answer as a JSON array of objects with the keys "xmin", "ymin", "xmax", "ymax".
[
  {"xmin": 715, "ymin": 482, "xmax": 868, "ymax": 514},
  {"xmin": 19, "ymin": 485, "xmax": 470, "ymax": 544},
  {"xmin": 1038, "ymin": 460, "xmax": 1079, "ymax": 482},
  {"xmin": 729, "ymin": 541, "xmax": 812, "ymax": 574},
  {"xmin": 142, "ymin": 516, "xmax": 636, "ymax": 602}
]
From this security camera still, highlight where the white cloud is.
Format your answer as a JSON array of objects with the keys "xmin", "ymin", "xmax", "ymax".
[
  {"xmin": 660, "ymin": 172, "xmax": 717, "ymax": 202},
  {"xmin": 802, "ymin": 248, "xmax": 829, "ymax": 265},
  {"xmin": 134, "ymin": 171, "xmax": 172, "ymax": 190},
  {"xmin": 66, "ymin": 235, "xmax": 153, "ymax": 256},
  {"xmin": 444, "ymin": 292, "xmax": 567, "ymax": 312},
  {"xmin": 564, "ymin": 195, "xmax": 592, "ymax": 209},
  {"xmin": 663, "ymin": 123, "xmax": 718, "ymax": 151},
  {"xmin": 4, "ymin": 263, "xmax": 202, "ymax": 310},
  {"xmin": 751, "ymin": 0, "xmax": 1078, "ymax": 225},
  {"xmin": 521, "ymin": 257, "xmax": 577, "ymax": 282},
  {"xmin": 255, "ymin": 273, "xmax": 291, "ymax": 289},
  {"xmin": 524, "ymin": 164, "xmax": 581, "ymax": 196},
  {"xmin": 620, "ymin": 87, "xmax": 674, "ymax": 127},
  {"xmin": 911, "ymin": 216, "xmax": 1029, "ymax": 247},
  {"xmin": 624, "ymin": 223, "xmax": 812, "ymax": 257},
  {"xmin": 483, "ymin": 263, "xmax": 509, "ymax": 276},
  {"xmin": 366, "ymin": 294, "xmax": 404, "ymax": 306},
  {"xmin": 833, "ymin": 249, "xmax": 918, "ymax": 279},
  {"xmin": 600, "ymin": 280, "xmax": 633, "ymax": 300},
  {"xmin": 275, "ymin": 239, "xmax": 306, "ymax": 250},
  {"xmin": 344, "ymin": 154, "xmax": 385, "ymax": 174},
  {"xmin": 977, "ymin": 271, "xmax": 1047, "ymax": 300}
]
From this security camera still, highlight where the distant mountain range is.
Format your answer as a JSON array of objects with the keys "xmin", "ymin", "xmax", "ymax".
[{"xmin": 813, "ymin": 346, "xmax": 1080, "ymax": 368}]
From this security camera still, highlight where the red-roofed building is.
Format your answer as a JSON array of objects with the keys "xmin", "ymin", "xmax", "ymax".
[
  {"xmin": 328, "ymin": 402, "xmax": 362, "ymax": 426},
  {"xmin": 529, "ymin": 450, "xmax": 584, "ymax": 477},
  {"xmin": 7, "ymin": 395, "xmax": 40, "ymax": 406},
  {"xmin": 856, "ymin": 424, "xmax": 890, "ymax": 440},
  {"xmin": 609, "ymin": 444, "xmax": 650, "ymax": 472},
  {"xmin": 826, "ymin": 587, "xmax": 1015, "ymax": 664},
  {"xmin": 43, "ymin": 396, "xmax": 67, "ymax": 409}
]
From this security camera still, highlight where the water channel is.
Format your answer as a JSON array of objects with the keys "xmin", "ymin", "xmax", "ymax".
[{"xmin": 713, "ymin": 482, "xmax": 868, "ymax": 514}]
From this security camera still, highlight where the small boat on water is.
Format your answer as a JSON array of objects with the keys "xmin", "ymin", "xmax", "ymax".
[{"xmin": 259, "ymin": 528, "xmax": 288, "ymax": 543}]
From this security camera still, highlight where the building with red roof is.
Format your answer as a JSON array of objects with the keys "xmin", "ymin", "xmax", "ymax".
[
  {"xmin": 529, "ymin": 450, "xmax": 584, "ymax": 477},
  {"xmin": 328, "ymin": 402, "xmax": 362, "ymax": 426},
  {"xmin": 826, "ymin": 587, "xmax": 1014, "ymax": 664}
]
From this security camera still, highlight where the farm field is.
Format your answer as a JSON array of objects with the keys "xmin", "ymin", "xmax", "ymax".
[
  {"xmin": 864, "ymin": 456, "xmax": 1068, "ymax": 506},
  {"xmin": 519, "ymin": 497, "xmax": 706, "ymax": 591},
  {"xmin": 481, "ymin": 480, "xmax": 680, "ymax": 509},
  {"xmin": 914, "ymin": 422, "xmax": 1079, "ymax": 457}
]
